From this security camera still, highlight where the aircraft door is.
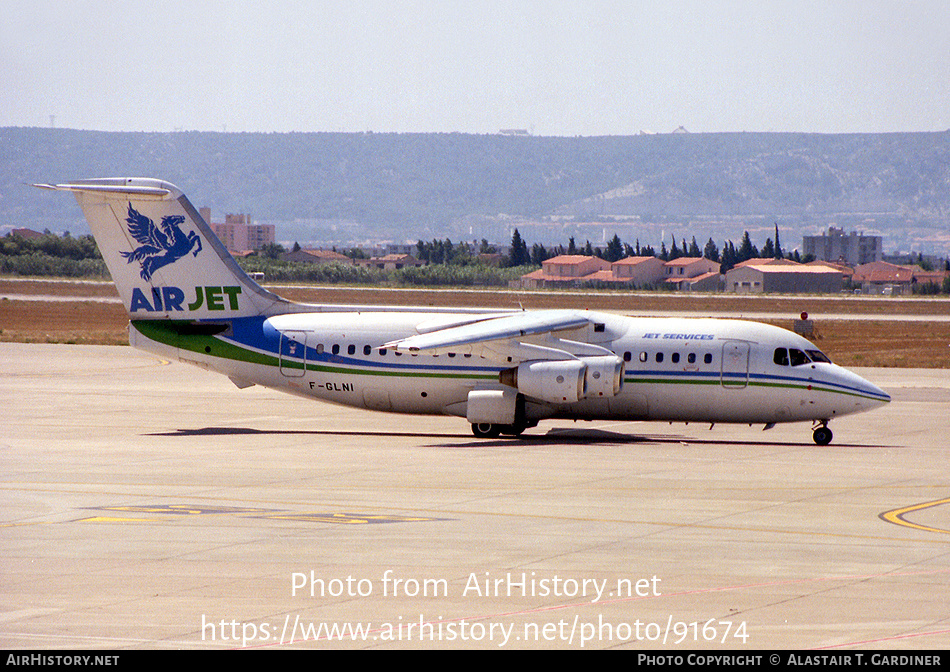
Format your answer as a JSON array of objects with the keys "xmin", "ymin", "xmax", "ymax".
[
  {"xmin": 721, "ymin": 341, "xmax": 749, "ymax": 389},
  {"xmin": 279, "ymin": 330, "xmax": 307, "ymax": 377}
]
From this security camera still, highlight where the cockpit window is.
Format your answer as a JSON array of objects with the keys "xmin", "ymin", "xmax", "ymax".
[
  {"xmin": 775, "ymin": 347, "xmax": 832, "ymax": 367},
  {"xmin": 789, "ymin": 348, "xmax": 810, "ymax": 366}
]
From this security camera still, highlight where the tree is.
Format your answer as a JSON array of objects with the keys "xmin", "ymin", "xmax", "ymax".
[
  {"xmin": 688, "ymin": 236, "xmax": 702, "ymax": 258},
  {"xmin": 567, "ymin": 236, "xmax": 577, "ymax": 255},
  {"xmin": 604, "ymin": 234, "xmax": 624, "ymax": 262},
  {"xmin": 508, "ymin": 229, "xmax": 530, "ymax": 266},
  {"xmin": 668, "ymin": 236, "xmax": 681, "ymax": 260},
  {"xmin": 737, "ymin": 231, "xmax": 757, "ymax": 262},
  {"xmin": 720, "ymin": 240, "xmax": 738, "ymax": 273},
  {"xmin": 530, "ymin": 243, "xmax": 549, "ymax": 265},
  {"xmin": 703, "ymin": 238, "xmax": 719, "ymax": 262},
  {"xmin": 773, "ymin": 224, "xmax": 783, "ymax": 259},
  {"xmin": 259, "ymin": 242, "xmax": 285, "ymax": 260},
  {"xmin": 415, "ymin": 240, "xmax": 429, "ymax": 263}
]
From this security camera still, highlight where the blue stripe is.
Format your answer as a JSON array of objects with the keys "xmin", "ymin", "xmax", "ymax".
[
  {"xmin": 224, "ymin": 316, "xmax": 502, "ymax": 375},
  {"xmin": 218, "ymin": 317, "xmax": 887, "ymax": 402},
  {"xmin": 624, "ymin": 368, "xmax": 887, "ymax": 401}
]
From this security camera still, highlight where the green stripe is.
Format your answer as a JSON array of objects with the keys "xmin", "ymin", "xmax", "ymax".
[
  {"xmin": 625, "ymin": 375, "xmax": 883, "ymax": 401},
  {"xmin": 134, "ymin": 321, "xmax": 883, "ymax": 400},
  {"xmin": 133, "ymin": 320, "xmax": 279, "ymax": 367},
  {"xmin": 132, "ymin": 319, "xmax": 495, "ymax": 381}
]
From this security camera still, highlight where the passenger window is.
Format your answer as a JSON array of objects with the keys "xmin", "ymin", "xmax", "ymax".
[
  {"xmin": 687, "ymin": 353, "xmax": 696, "ymax": 364},
  {"xmin": 640, "ymin": 352, "xmax": 648, "ymax": 363},
  {"xmin": 331, "ymin": 344, "xmax": 340, "ymax": 355},
  {"xmin": 347, "ymin": 344, "xmax": 356, "ymax": 355},
  {"xmin": 363, "ymin": 345, "xmax": 372, "ymax": 355},
  {"xmin": 316, "ymin": 344, "xmax": 324, "ymax": 354},
  {"xmin": 774, "ymin": 348, "xmax": 789, "ymax": 366},
  {"xmin": 704, "ymin": 353, "xmax": 713, "ymax": 365},
  {"xmin": 671, "ymin": 353, "xmax": 680, "ymax": 364},
  {"xmin": 656, "ymin": 352, "xmax": 664, "ymax": 363},
  {"xmin": 623, "ymin": 351, "xmax": 632, "ymax": 362},
  {"xmin": 379, "ymin": 348, "xmax": 387, "ymax": 356}
]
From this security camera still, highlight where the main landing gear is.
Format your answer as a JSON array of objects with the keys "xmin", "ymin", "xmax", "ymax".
[
  {"xmin": 474, "ymin": 420, "xmax": 837, "ymax": 444},
  {"xmin": 470, "ymin": 422, "xmax": 535, "ymax": 438},
  {"xmin": 812, "ymin": 421, "xmax": 833, "ymax": 446}
]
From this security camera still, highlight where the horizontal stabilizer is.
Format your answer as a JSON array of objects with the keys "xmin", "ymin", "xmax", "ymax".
[{"xmin": 33, "ymin": 181, "xmax": 173, "ymax": 198}]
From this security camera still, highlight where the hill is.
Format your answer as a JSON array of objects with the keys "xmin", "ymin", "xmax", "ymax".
[{"xmin": 4, "ymin": 127, "xmax": 949, "ymax": 254}]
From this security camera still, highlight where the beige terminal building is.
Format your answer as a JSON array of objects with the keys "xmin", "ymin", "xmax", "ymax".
[{"xmin": 725, "ymin": 259, "xmax": 845, "ymax": 293}]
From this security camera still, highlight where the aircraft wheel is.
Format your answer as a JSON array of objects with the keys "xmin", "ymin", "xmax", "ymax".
[
  {"xmin": 812, "ymin": 426, "xmax": 833, "ymax": 446},
  {"xmin": 499, "ymin": 424, "xmax": 526, "ymax": 437},
  {"xmin": 471, "ymin": 423, "xmax": 501, "ymax": 439}
]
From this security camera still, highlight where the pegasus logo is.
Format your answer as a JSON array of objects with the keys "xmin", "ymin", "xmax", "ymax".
[{"xmin": 120, "ymin": 203, "xmax": 202, "ymax": 281}]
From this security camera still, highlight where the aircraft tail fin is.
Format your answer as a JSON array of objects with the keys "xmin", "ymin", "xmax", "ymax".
[{"xmin": 35, "ymin": 178, "xmax": 290, "ymax": 320}]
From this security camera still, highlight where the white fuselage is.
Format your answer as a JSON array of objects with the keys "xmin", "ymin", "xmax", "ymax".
[{"xmin": 131, "ymin": 308, "xmax": 889, "ymax": 428}]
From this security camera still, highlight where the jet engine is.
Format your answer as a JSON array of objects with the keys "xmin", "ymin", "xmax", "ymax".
[
  {"xmin": 583, "ymin": 355, "xmax": 625, "ymax": 398},
  {"xmin": 498, "ymin": 355, "xmax": 624, "ymax": 405}
]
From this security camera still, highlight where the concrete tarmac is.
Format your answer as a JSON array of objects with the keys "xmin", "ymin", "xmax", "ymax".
[{"xmin": 2, "ymin": 343, "xmax": 949, "ymax": 650}]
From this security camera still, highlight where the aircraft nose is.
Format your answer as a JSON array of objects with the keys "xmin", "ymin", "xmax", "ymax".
[
  {"xmin": 852, "ymin": 371, "xmax": 891, "ymax": 409},
  {"xmin": 822, "ymin": 365, "xmax": 890, "ymax": 417}
]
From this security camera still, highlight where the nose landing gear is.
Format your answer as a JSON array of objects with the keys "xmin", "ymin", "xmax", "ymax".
[{"xmin": 812, "ymin": 421, "xmax": 833, "ymax": 446}]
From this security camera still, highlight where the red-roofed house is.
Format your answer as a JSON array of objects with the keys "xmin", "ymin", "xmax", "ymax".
[
  {"xmin": 611, "ymin": 256, "xmax": 665, "ymax": 285},
  {"xmin": 355, "ymin": 253, "xmax": 425, "ymax": 270},
  {"xmin": 520, "ymin": 255, "xmax": 611, "ymax": 288},
  {"xmin": 852, "ymin": 261, "xmax": 914, "ymax": 294},
  {"xmin": 11, "ymin": 228, "xmax": 45, "ymax": 239},
  {"xmin": 663, "ymin": 257, "xmax": 720, "ymax": 290},
  {"xmin": 912, "ymin": 268, "xmax": 950, "ymax": 291},
  {"xmin": 282, "ymin": 248, "xmax": 354, "ymax": 265}
]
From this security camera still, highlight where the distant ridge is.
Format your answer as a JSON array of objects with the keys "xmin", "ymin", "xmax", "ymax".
[{"xmin": 7, "ymin": 127, "xmax": 950, "ymax": 254}]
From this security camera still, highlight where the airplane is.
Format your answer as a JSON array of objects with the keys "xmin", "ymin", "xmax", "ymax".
[{"xmin": 35, "ymin": 177, "xmax": 890, "ymax": 445}]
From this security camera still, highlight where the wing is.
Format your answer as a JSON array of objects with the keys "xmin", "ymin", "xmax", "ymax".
[
  {"xmin": 383, "ymin": 309, "xmax": 609, "ymax": 361},
  {"xmin": 125, "ymin": 204, "xmax": 168, "ymax": 250}
]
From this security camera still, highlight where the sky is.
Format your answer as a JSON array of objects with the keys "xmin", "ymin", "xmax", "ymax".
[{"xmin": 2, "ymin": 1, "xmax": 949, "ymax": 136}]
